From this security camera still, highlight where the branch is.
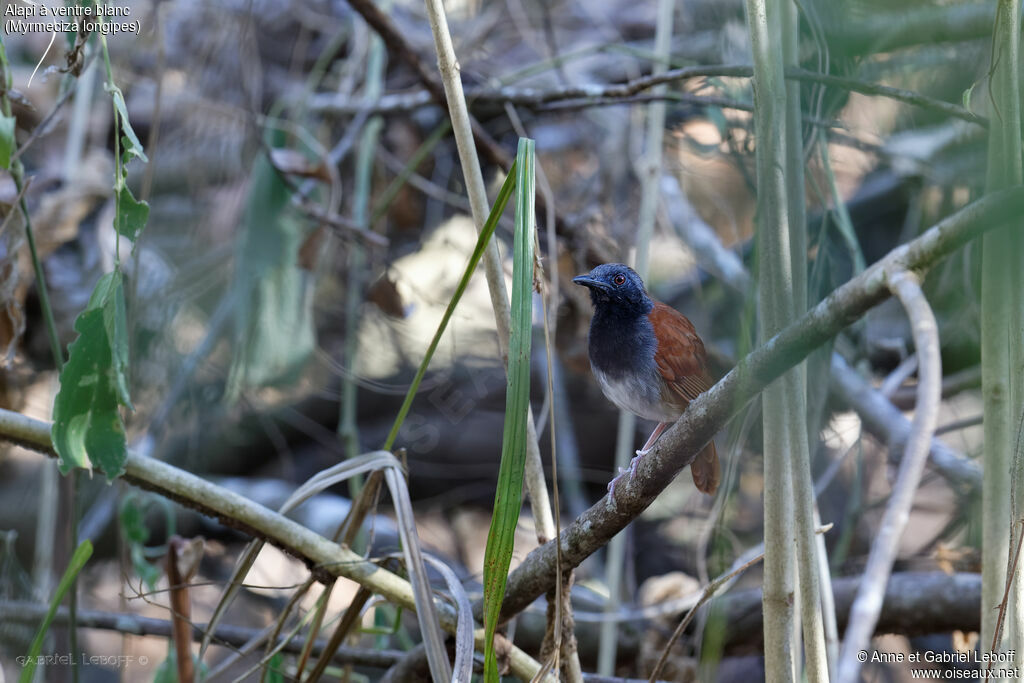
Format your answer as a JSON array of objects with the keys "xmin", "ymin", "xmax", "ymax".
[
  {"xmin": 7, "ymin": 569, "xmax": 977, "ymax": 670},
  {"xmin": 829, "ymin": 352, "xmax": 980, "ymax": 490},
  {"xmin": 660, "ymin": 176, "xmax": 977, "ymax": 495},
  {"xmin": 889, "ymin": 365, "xmax": 980, "ymax": 410},
  {"xmin": 837, "ymin": 269, "xmax": 943, "ymax": 682},
  {"xmin": 340, "ymin": 0, "xmax": 510, "ymax": 171},
  {"xmin": 718, "ymin": 572, "xmax": 982, "ymax": 651},
  {"xmin": 310, "ymin": 64, "xmax": 986, "ymax": 127},
  {"xmin": 0, "ymin": 601, "xmax": 405, "ymax": 668},
  {"xmin": 0, "ymin": 410, "xmax": 554, "ymax": 683},
  {"xmin": 486, "ymin": 187, "xmax": 1024, "ymax": 625}
]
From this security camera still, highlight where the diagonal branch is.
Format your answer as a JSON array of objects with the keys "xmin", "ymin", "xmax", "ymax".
[{"xmin": 485, "ymin": 187, "xmax": 1024, "ymax": 624}]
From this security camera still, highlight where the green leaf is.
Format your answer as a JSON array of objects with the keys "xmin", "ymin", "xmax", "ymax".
[
  {"xmin": 0, "ymin": 113, "xmax": 15, "ymax": 169},
  {"xmin": 89, "ymin": 271, "xmax": 133, "ymax": 408},
  {"xmin": 265, "ymin": 653, "xmax": 286, "ymax": 683},
  {"xmin": 483, "ymin": 138, "xmax": 535, "ymax": 682},
  {"xmin": 52, "ymin": 272, "xmax": 133, "ymax": 479},
  {"xmin": 105, "ymin": 275, "xmax": 132, "ymax": 408},
  {"xmin": 19, "ymin": 541, "xmax": 93, "ymax": 683},
  {"xmin": 119, "ymin": 495, "xmax": 149, "ymax": 544},
  {"xmin": 130, "ymin": 543, "xmax": 161, "ymax": 589},
  {"xmin": 153, "ymin": 649, "xmax": 207, "ymax": 683},
  {"xmin": 109, "ymin": 87, "xmax": 148, "ymax": 163},
  {"xmin": 962, "ymin": 81, "xmax": 977, "ymax": 114},
  {"xmin": 382, "ymin": 159, "xmax": 518, "ymax": 451},
  {"xmin": 153, "ymin": 653, "xmax": 177, "ymax": 683},
  {"xmin": 114, "ymin": 183, "xmax": 149, "ymax": 243},
  {"xmin": 225, "ymin": 148, "xmax": 315, "ymax": 401},
  {"xmin": 119, "ymin": 495, "xmax": 163, "ymax": 587}
]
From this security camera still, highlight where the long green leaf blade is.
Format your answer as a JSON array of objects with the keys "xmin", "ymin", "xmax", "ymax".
[
  {"xmin": 0, "ymin": 113, "xmax": 15, "ymax": 170},
  {"xmin": 19, "ymin": 540, "xmax": 93, "ymax": 683},
  {"xmin": 483, "ymin": 138, "xmax": 535, "ymax": 681}
]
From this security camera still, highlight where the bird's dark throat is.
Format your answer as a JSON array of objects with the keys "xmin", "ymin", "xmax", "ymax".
[{"xmin": 587, "ymin": 301, "xmax": 657, "ymax": 378}]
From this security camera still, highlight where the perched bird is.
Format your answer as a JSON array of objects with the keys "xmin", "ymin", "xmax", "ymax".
[{"xmin": 573, "ymin": 263, "xmax": 720, "ymax": 495}]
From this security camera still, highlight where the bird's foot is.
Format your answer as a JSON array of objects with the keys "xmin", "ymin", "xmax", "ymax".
[{"xmin": 606, "ymin": 453, "xmax": 646, "ymax": 504}]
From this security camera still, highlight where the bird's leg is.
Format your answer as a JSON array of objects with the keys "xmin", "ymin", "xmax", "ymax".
[
  {"xmin": 608, "ymin": 422, "xmax": 671, "ymax": 501},
  {"xmin": 637, "ymin": 422, "xmax": 670, "ymax": 456}
]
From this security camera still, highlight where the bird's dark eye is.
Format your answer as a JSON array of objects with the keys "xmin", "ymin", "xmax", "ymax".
[{"xmin": 612, "ymin": 274, "xmax": 626, "ymax": 286}]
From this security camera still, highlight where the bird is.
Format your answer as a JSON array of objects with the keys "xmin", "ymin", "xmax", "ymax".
[{"xmin": 573, "ymin": 263, "xmax": 720, "ymax": 495}]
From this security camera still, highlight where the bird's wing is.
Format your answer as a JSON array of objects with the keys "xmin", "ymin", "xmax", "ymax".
[
  {"xmin": 649, "ymin": 301, "xmax": 713, "ymax": 406},
  {"xmin": 650, "ymin": 301, "xmax": 720, "ymax": 494}
]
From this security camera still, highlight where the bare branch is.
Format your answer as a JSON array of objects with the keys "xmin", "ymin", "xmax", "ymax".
[
  {"xmin": 837, "ymin": 268, "xmax": 942, "ymax": 682},
  {"xmin": 310, "ymin": 64, "xmax": 985, "ymax": 127},
  {"xmin": 718, "ymin": 572, "xmax": 982, "ymax": 650},
  {"xmin": 829, "ymin": 352, "xmax": 981, "ymax": 490},
  {"xmin": 0, "ymin": 600, "xmax": 405, "ymax": 668}
]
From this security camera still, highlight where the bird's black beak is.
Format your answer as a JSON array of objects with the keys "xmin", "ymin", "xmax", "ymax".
[{"xmin": 573, "ymin": 275, "xmax": 609, "ymax": 291}]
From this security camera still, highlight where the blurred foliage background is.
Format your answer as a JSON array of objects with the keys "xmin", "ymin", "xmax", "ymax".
[{"xmin": 0, "ymin": 0, "xmax": 1011, "ymax": 679}]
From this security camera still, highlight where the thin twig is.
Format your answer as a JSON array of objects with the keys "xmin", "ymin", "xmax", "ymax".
[
  {"xmin": 599, "ymin": 0, "xmax": 675, "ymax": 676},
  {"xmin": 420, "ymin": 0, "xmax": 556, "ymax": 550},
  {"xmin": 889, "ymin": 365, "xmax": 980, "ymax": 410},
  {"xmin": 342, "ymin": 0, "xmax": 511, "ymax": 169},
  {"xmin": 935, "ymin": 414, "xmax": 983, "ymax": 436},
  {"xmin": 990, "ymin": 519, "xmax": 1024, "ymax": 660},
  {"xmin": 648, "ymin": 524, "xmax": 834, "ymax": 682}
]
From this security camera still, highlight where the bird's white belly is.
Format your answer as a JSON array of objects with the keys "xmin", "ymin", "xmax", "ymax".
[{"xmin": 593, "ymin": 366, "xmax": 679, "ymax": 423}]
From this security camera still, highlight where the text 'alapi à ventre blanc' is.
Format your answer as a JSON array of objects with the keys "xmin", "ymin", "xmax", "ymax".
[{"xmin": 4, "ymin": 4, "xmax": 129, "ymax": 16}]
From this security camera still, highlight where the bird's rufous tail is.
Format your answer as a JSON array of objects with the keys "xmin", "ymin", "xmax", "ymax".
[{"xmin": 690, "ymin": 441, "xmax": 720, "ymax": 494}]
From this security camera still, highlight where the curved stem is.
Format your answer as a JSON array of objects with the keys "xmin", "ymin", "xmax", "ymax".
[{"xmin": 836, "ymin": 269, "xmax": 941, "ymax": 682}]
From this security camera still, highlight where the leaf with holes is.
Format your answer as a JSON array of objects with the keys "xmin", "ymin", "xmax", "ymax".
[
  {"xmin": 90, "ymin": 271, "xmax": 132, "ymax": 408},
  {"xmin": 52, "ymin": 272, "xmax": 133, "ymax": 479},
  {"xmin": 114, "ymin": 183, "xmax": 149, "ymax": 243}
]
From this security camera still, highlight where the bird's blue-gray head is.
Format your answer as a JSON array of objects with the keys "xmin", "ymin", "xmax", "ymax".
[{"xmin": 573, "ymin": 263, "xmax": 652, "ymax": 316}]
